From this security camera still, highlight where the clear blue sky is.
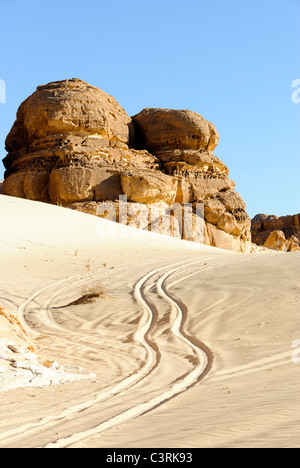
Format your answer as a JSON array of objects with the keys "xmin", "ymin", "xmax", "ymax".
[{"xmin": 0, "ymin": 0, "xmax": 299, "ymax": 218}]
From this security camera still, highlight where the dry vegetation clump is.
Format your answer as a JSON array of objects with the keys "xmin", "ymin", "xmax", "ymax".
[{"xmin": 62, "ymin": 283, "xmax": 108, "ymax": 307}]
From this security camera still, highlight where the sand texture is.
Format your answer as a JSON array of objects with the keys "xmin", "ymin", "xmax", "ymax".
[{"xmin": 0, "ymin": 194, "xmax": 299, "ymax": 448}]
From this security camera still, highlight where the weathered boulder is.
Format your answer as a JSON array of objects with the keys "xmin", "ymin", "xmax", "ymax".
[
  {"xmin": 264, "ymin": 230, "xmax": 289, "ymax": 251},
  {"xmin": 2, "ymin": 79, "xmax": 252, "ymax": 253},
  {"xmin": 251, "ymin": 213, "xmax": 300, "ymax": 251},
  {"xmin": 5, "ymin": 78, "xmax": 133, "ymax": 154},
  {"xmin": 133, "ymin": 108, "xmax": 219, "ymax": 152},
  {"xmin": 120, "ymin": 171, "xmax": 178, "ymax": 205},
  {"xmin": 48, "ymin": 167, "xmax": 124, "ymax": 204},
  {"xmin": 2, "ymin": 79, "xmax": 160, "ymax": 204},
  {"xmin": 287, "ymin": 236, "xmax": 300, "ymax": 252}
]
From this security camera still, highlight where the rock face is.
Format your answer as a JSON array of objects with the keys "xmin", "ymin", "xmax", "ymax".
[
  {"xmin": 251, "ymin": 214, "xmax": 300, "ymax": 251},
  {"xmin": 2, "ymin": 79, "xmax": 251, "ymax": 252},
  {"xmin": 133, "ymin": 108, "xmax": 219, "ymax": 153},
  {"xmin": 132, "ymin": 108, "xmax": 251, "ymax": 252}
]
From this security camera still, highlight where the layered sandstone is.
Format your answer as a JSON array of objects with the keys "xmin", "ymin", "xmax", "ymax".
[
  {"xmin": 132, "ymin": 108, "xmax": 251, "ymax": 252},
  {"xmin": 251, "ymin": 214, "xmax": 300, "ymax": 251},
  {"xmin": 2, "ymin": 79, "xmax": 251, "ymax": 252},
  {"xmin": 2, "ymin": 79, "xmax": 159, "ymax": 201}
]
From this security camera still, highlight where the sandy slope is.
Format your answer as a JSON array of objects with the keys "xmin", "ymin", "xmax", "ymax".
[{"xmin": 0, "ymin": 194, "xmax": 299, "ymax": 448}]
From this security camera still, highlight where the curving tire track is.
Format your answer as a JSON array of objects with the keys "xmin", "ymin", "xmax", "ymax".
[
  {"xmin": 0, "ymin": 256, "xmax": 237, "ymax": 447},
  {"xmin": 0, "ymin": 259, "xmax": 195, "ymax": 444},
  {"xmin": 44, "ymin": 259, "xmax": 214, "ymax": 448}
]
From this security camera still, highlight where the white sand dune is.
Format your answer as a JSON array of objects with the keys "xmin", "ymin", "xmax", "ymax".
[{"xmin": 0, "ymin": 194, "xmax": 299, "ymax": 448}]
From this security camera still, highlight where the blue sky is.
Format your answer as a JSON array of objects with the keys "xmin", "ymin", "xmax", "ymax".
[{"xmin": 0, "ymin": 0, "xmax": 299, "ymax": 218}]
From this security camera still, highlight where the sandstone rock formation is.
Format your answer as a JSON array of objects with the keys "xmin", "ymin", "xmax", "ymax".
[
  {"xmin": 251, "ymin": 214, "xmax": 300, "ymax": 252},
  {"xmin": 2, "ymin": 79, "xmax": 251, "ymax": 252},
  {"xmin": 132, "ymin": 108, "xmax": 251, "ymax": 252}
]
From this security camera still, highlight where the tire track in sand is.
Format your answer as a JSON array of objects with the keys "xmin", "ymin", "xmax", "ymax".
[
  {"xmin": 43, "ymin": 259, "xmax": 217, "ymax": 448},
  {"xmin": 0, "ymin": 258, "xmax": 208, "ymax": 445},
  {"xmin": 0, "ymin": 256, "xmax": 236, "ymax": 447}
]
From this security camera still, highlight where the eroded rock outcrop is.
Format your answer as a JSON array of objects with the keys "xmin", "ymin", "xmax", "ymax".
[
  {"xmin": 2, "ymin": 79, "xmax": 251, "ymax": 252},
  {"xmin": 2, "ymin": 79, "xmax": 159, "ymax": 203},
  {"xmin": 132, "ymin": 108, "xmax": 251, "ymax": 252},
  {"xmin": 251, "ymin": 214, "xmax": 300, "ymax": 251}
]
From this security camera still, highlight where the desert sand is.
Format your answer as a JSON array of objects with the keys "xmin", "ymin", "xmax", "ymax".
[{"xmin": 0, "ymin": 194, "xmax": 299, "ymax": 448}]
